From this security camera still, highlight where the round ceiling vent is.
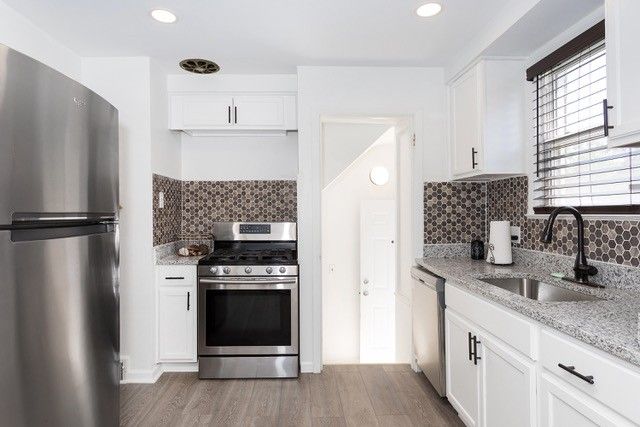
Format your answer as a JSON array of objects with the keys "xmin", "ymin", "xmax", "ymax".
[{"xmin": 179, "ymin": 58, "xmax": 220, "ymax": 74}]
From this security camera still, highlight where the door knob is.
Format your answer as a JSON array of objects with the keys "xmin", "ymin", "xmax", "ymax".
[
  {"xmin": 363, "ymin": 279, "xmax": 369, "ymax": 284},
  {"xmin": 363, "ymin": 290, "xmax": 369, "ymax": 296}
]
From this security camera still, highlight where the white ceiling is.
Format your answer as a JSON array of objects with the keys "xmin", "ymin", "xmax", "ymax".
[
  {"xmin": 4, "ymin": 0, "xmax": 602, "ymax": 74},
  {"xmin": 2, "ymin": 0, "xmax": 510, "ymax": 74}
]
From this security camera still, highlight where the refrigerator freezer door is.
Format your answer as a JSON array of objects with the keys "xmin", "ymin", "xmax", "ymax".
[
  {"xmin": 0, "ymin": 225, "xmax": 119, "ymax": 427},
  {"xmin": 0, "ymin": 44, "xmax": 118, "ymax": 225}
]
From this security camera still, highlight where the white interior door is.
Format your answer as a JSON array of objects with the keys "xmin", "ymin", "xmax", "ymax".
[{"xmin": 360, "ymin": 199, "xmax": 396, "ymax": 363}]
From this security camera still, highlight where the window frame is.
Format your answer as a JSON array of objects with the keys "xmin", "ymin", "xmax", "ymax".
[{"xmin": 527, "ymin": 20, "xmax": 640, "ymax": 216}]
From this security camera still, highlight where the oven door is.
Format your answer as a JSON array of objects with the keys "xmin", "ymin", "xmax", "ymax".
[{"xmin": 198, "ymin": 277, "xmax": 298, "ymax": 356}]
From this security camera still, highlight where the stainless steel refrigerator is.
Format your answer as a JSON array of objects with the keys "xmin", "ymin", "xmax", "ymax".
[{"xmin": 0, "ymin": 44, "xmax": 120, "ymax": 426}]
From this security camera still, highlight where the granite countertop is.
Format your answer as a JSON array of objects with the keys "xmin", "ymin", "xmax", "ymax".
[
  {"xmin": 417, "ymin": 257, "xmax": 640, "ymax": 368},
  {"xmin": 156, "ymin": 253, "xmax": 204, "ymax": 265}
]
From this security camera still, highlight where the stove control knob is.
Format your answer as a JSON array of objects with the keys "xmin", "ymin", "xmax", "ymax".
[
  {"xmin": 223, "ymin": 267, "xmax": 231, "ymax": 274},
  {"xmin": 209, "ymin": 267, "xmax": 218, "ymax": 274},
  {"xmin": 279, "ymin": 267, "xmax": 286, "ymax": 274},
  {"xmin": 245, "ymin": 267, "xmax": 252, "ymax": 274},
  {"xmin": 266, "ymin": 267, "xmax": 273, "ymax": 274}
]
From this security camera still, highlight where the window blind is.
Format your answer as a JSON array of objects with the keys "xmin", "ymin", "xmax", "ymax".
[{"xmin": 531, "ymin": 31, "xmax": 640, "ymax": 214}]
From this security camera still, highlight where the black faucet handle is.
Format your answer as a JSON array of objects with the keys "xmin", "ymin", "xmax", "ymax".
[{"xmin": 574, "ymin": 264, "xmax": 598, "ymax": 282}]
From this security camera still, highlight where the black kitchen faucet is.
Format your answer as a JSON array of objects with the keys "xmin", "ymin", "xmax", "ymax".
[{"xmin": 541, "ymin": 206, "xmax": 598, "ymax": 284}]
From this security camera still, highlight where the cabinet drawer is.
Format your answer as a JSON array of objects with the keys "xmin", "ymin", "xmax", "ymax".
[
  {"xmin": 540, "ymin": 329, "xmax": 640, "ymax": 424},
  {"xmin": 156, "ymin": 265, "xmax": 196, "ymax": 287},
  {"xmin": 446, "ymin": 283, "xmax": 535, "ymax": 359}
]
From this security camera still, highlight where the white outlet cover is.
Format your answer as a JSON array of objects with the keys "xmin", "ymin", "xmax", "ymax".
[{"xmin": 158, "ymin": 191, "xmax": 165, "ymax": 209}]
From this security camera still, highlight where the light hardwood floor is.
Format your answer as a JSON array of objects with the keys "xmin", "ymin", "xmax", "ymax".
[{"xmin": 120, "ymin": 364, "xmax": 463, "ymax": 426}]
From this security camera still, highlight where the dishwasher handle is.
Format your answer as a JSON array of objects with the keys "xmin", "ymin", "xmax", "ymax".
[{"xmin": 411, "ymin": 267, "xmax": 445, "ymax": 309}]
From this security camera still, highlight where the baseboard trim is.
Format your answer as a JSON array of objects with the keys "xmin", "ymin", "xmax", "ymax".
[
  {"xmin": 160, "ymin": 362, "xmax": 199, "ymax": 372},
  {"xmin": 124, "ymin": 360, "xmax": 309, "ymax": 383},
  {"xmin": 122, "ymin": 364, "xmax": 162, "ymax": 384}
]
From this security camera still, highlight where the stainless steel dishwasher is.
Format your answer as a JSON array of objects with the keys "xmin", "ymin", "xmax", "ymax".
[{"xmin": 411, "ymin": 266, "xmax": 446, "ymax": 397}]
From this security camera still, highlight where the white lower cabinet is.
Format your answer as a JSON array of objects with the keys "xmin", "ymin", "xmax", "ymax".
[
  {"xmin": 156, "ymin": 266, "xmax": 197, "ymax": 363},
  {"xmin": 444, "ymin": 282, "xmax": 640, "ymax": 427},
  {"xmin": 445, "ymin": 308, "xmax": 534, "ymax": 427},
  {"xmin": 445, "ymin": 310, "xmax": 481, "ymax": 426},
  {"xmin": 480, "ymin": 333, "xmax": 535, "ymax": 427},
  {"xmin": 539, "ymin": 373, "xmax": 632, "ymax": 427}
]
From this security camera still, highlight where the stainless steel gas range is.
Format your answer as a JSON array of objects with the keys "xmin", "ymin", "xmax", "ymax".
[{"xmin": 197, "ymin": 222, "xmax": 299, "ymax": 379}]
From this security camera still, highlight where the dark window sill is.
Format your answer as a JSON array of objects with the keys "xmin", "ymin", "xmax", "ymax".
[{"xmin": 533, "ymin": 205, "xmax": 640, "ymax": 215}]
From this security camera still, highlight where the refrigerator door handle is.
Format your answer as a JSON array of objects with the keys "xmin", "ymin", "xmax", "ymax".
[
  {"xmin": 10, "ymin": 223, "xmax": 116, "ymax": 242},
  {"xmin": 12, "ymin": 212, "xmax": 117, "ymax": 224}
]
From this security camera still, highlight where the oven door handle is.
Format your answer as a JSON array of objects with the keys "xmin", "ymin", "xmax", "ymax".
[{"xmin": 199, "ymin": 278, "xmax": 297, "ymax": 286}]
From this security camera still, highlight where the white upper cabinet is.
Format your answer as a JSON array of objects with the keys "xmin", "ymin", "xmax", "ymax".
[
  {"xmin": 169, "ymin": 93, "xmax": 297, "ymax": 135},
  {"xmin": 172, "ymin": 95, "xmax": 233, "ymax": 128},
  {"xmin": 606, "ymin": 0, "xmax": 640, "ymax": 147},
  {"xmin": 449, "ymin": 59, "xmax": 525, "ymax": 180}
]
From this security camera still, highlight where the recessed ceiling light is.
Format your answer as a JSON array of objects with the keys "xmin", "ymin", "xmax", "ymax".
[
  {"xmin": 416, "ymin": 3, "xmax": 442, "ymax": 17},
  {"xmin": 150, "ymin": 9, "xmax": 177, "ymax": 24}
]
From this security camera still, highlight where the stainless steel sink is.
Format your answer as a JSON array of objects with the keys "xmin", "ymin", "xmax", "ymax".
[{"xmin": 479, "ymin": 277, "xmax": 602, "ymax": 302}]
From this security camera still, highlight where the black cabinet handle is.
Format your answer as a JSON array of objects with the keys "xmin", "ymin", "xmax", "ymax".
[
  {"xmin": 165, "ymin": 276, "xmax": 185, "ymax": 280},
  {"xmin": 228, "ymin": 106, "xmax": 231, "ymax": 124},
  {"xmin": 187, "ymin": 291, "xmax": 190, "ymax": 311},
  {"xmin": 234, "ymin": 106, "xmax": 238, "ymax": 124},
  {"xmin": 471, "ymin": 148, "xmax": 478, "ymax": 169},
  {"xmin": 603, "ymin": 99, "xmax": 614, "ymax": 137},
  {"xmin": 472, "ymin": 336, "xmax": 481, "ymax": 365},
  {"xmin": 558, "ymin": 363, "xmax": 594, "ymax": 384},
  {"xmin": 468, "ymin": 332, "xmax": 473, "ymax": 361}
]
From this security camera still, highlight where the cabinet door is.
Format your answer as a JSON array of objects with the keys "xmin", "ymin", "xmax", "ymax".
[
  {"xmin": 606, "ymin": 0, "xmax": 640, "ymax": 146},
  {"xmin": 445, "ymin": 310, "xmax": 481, "ymax": 426},
  {"xmin": 451, "ymin": 66, "xmax": 482, "ymax": 175},
  {"xmin": 479, "ymin": 333, "xmax": 536, "ymax": 427},
  {"xmin": 539, "ymin": 373, "xmax": 633, "ymax": 427},
  {"xmin": 170, "ymin": 95, "xmax": 233, "ymax": 129},
  {"xmin": 233, "ymin": 96, "xmax": 285, "ymax": 127},
  {"xmin": 158, "ymin": 287, "xmax": 196, "ymax": 362}
]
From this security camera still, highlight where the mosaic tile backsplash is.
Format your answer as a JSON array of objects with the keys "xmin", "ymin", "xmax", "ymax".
[
  {"xmin": 152, "ymin": 175, "xmax": 297, "ymax": 244},
  {"xmin": 424, "ymin": 182, "xmax": 486, "ymax": 244},
  {"xmin": 424, "ymin": 176, "xmax": 640, "ymax": 267},
  {"xmin": 487, "ymin": 176, "xmax": 640, "ymax": 267},
  {"xmin": 181, "ymin": 180, "xmax": 297, "ymax": 239},
  {"xmin": 153, "ymin": 174, "xmax": 182, "ymax": 246}
]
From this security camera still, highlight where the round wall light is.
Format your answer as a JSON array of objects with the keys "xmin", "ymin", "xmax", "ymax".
[
  {"xmin": 370, "ymin": 166, "xmax": 390, "ymax": 186},
  {"xmin": 416, "ymin": 3, "xmax": 442, "ymax": 17},
  {"xmin": 151, "ymin": 9, "xmax": 177, "ymax": 23}
]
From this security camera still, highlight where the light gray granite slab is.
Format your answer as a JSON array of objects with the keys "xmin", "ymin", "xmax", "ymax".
[
  {"xmin": 154, "ymin": 240, "xmax": 209, "ymax": 265},
  {"xmin": 416, "ymin": 256, "xmax": 640, "ymax": 368},
  {"xmin": 423, "ymin": 243, "xmax": 470, "ymax": 258}
]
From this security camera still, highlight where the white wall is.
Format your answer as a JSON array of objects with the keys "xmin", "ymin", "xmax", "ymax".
[
  {"xmin": 151, "ymin": 60, "xmax": 182, "ymax": 180},
  {"xmin": 322, "ymin": 128, "xmax": 396, "ymax": 364},
  {"xmin": 0, "ymin": 0, "xmax": 80, "ymax": 80},
  {"xmin": 297, "ymin": 66, "xmax": 447, "ymax": 372},
  {"xmin": 322, "ymin": 123, "xmax": 389, "ymax": 187},
  {"xmin": 181, "ymin": 133, "xmax": 298, "ymax": 181},
  {"xmin": 167, "ymin": 73, "xmax": 297, "ymax": 93},
  {"xmin": 81, "ymin": 57, "xmax": 157, "ymax": 381}
]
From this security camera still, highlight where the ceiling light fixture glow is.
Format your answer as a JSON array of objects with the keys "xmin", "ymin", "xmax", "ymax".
[
  {"xmin": 150, "ymin": 9, "xmax": 177, "ymax": 24},
  {"xmin": 416, "ymin": 3, "xmax": 442, "ymax": 17},
  {"xmin": 370, "ymin": 167, "xmax": 390, "ymax": 186}
]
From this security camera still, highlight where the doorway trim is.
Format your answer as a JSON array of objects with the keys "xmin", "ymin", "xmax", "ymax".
[{"xmin": 299, "ymin": 111, "xmax": 424, "ymax": 373}]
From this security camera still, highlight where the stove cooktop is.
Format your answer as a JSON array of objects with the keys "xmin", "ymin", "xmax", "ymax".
[{"xmin": 198, "ymin": 248, "xmax": 297, "ymax": 266}]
